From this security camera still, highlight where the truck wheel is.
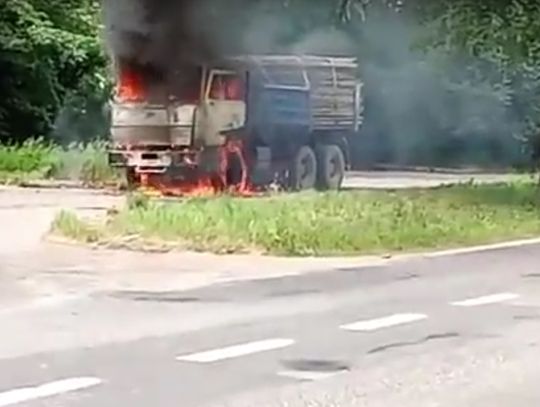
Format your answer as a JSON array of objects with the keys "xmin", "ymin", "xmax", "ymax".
[
  {"xmin": 125, "ymin": 168, "xmax": 140, "ymax": 190},
  {"xmin": 226, "ymin": 153, "xmax": 244, "ymax": 187},
  {"xmin": 289, "ymin": 146, "xmax": 317, "ymax": 191},
  {"xmin": 316, "ymin": 145, "xmax": 345, "ymax": 190}
]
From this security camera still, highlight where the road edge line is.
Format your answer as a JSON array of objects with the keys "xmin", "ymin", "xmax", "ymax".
[{"xmin": 419, "ymin": 237, "xmax": 540, "ymax": 259}]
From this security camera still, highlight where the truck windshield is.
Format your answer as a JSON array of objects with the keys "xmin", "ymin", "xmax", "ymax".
[
  {"xmin": 115, "ymin": 62, "xmax": 167, "ymax": 104},
  {"xmin": 169, "ymin": 67, "xmax": 203, "ymax": 103},
  {"xmin": 209, "ymin": 73, "xmax": 244, "ymax": 101}
]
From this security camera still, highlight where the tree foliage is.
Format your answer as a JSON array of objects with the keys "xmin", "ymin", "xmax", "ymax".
[
  {"xmin": 0, "ymin": 0, "xmax": 108, "ymax": 142},
  {"xmin": 413, "ymin": 0, "xmax": 540, "ymax": 163},
  {"xmin": 332, "ymin": 0, "xmax": 540, "ymax": 166}
]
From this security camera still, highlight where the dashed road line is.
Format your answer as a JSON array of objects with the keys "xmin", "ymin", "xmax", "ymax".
[
  {"xmin": 451, "ymin": 292, "xmax": 520, "ymax": 307},
  {"xmin": 340, "ymin": 313, "xmax": 428, "ymax": 332},
  {"xmin": 176, "ymin": 338, "xmax": 295, "ymax": 363},
  {"xmin": 0, "ymin": 377, "xmax": 102, "ymax": 407}
]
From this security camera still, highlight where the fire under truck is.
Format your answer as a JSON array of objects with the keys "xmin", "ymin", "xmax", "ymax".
[{"xmin": 108, "ymin": 55, "xmax": 364, "ymax": 194}]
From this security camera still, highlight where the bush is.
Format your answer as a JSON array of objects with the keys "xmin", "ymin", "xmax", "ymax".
[
  {"xmin": 0, "ymin": 138, "xmax": 60, "ymax": 175},
  {"xmin": 0, "ymin": 139, "xmax": 119, "ymax": 186}
]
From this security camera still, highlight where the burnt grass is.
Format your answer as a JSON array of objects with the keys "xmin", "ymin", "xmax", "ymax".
[{"xmin": 51, "ymin": 181, "xmax": 540, "ymax": 256}]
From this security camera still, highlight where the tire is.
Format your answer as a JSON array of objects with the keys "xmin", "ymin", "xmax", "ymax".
[
  {"xmin": 125, "ymin": 168, "xmax": 140, "ymax": 190},
  {"xmin": 289, "ymin": 146, "xmax": 317, "ymax": 191},
  {"xmin": 316, "ymin": 144, "xmax": 346, "ymax": 191},
  {"xmin": 226, "ymin": 153, "xmax": 243, "ymax": 186}
]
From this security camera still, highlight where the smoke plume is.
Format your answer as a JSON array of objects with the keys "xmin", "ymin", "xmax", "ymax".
[
  {"xmin": 101, "ymin": 1, "xmax": 354, "ymax": 69},
  {"xmin": 353, "ymin": 10, "xmax": 526, "ymax": 167}
]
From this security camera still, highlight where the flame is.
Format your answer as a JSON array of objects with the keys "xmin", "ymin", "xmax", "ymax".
[
  {"xmin": 117, "ymin": 66, "xmax": 146, "ymax": 102},
  {"xmin": 139, "ymin": 174, "xmax": 257, "ymax": 198},
  {"xmin": 136, "ymin": 140, "xmax": 258, "ymax": 198},
  {"xmin": 141, "ymin": 174, "xmax": 220, "ymax": 198}
]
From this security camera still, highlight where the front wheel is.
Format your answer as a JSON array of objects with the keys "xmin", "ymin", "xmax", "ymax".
[
  {"xmin": 316, "ymin": 144, "xmax": 345, "ymax": 191},
  {"xmin": 289, "ymin": 146, "xmax": 317, "ymax": 191},
  {"xmin": 124, "ymin": 168, "xmax": 140, "ymax": 190}
]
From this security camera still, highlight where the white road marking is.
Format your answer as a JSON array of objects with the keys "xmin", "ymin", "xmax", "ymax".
[
  {"xmin": 277, "ymin": 370, "xmax": 343, "ymax": 381},
  {"xmin": 176, "ymin": 338, "xmax": 295, "ymax": 363},
  {"xmin": 0, "ymin": 377, "xmax": 102, "ymax": 406},
  {"xmin": 451, "ymin": 292, "xmax": 520, "ymax": 307},
  {"xmin": 424, "ymin": 237, "xmax": 540, "ymax": 258},
  {"xmin": 340, "ymin": 313, "xmax": 428, "ymax": 332}
]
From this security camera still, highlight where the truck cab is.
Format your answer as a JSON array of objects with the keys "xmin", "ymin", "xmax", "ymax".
[{"xmin": 108, "ymin": 62, "xmax": 247, "ymax": 175}]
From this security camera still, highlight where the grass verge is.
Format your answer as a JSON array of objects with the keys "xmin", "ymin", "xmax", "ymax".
[{"xmin": 51, "ymin": 181, "xmax": 540, "ymax": 256}]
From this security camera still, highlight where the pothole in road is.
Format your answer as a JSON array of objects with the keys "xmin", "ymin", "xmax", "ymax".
[
  {"xmin": 42, "ymin": 268, "xmax": 95, "ymax": 276},
  {"xmin": 522, "ymin": 273, "xmax": 540, "ymax": 279},
  {"xmin": 266, "ymin": 288, "xmax": 320, "ymax": 298},
  {"xmin": 395, "ymin": 273, "xmax": 420, "ymax": 281},
  {"xmin": 278, "ymin": 359, "xmax": 350, "ymax": 381},
  {"xmin": 514, "ymin": 314, "xmax": 540, "ymax": 321},
  {"xmin": 281, "ymin": 359, "xmax": 350, "ymax": 372},
  {"xmin": 109, "ymin": 291, "xmax": 206, "ymax": 303}
]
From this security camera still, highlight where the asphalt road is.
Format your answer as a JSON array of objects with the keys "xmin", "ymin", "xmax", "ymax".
[
  {"xmin": 1, "ymin": 243, "xmax": 540, "ymax": 406},
  {"xmin": 343, "ymin": 170, "xmax": 525, "ymax": 190}
]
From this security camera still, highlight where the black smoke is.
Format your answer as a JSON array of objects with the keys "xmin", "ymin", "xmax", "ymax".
[
  {"xmin": 102, "ymin": 0, "xmax": 204, "ymax": 68},
  {"xmin": 101, "ymin": 0, "xmax": 353, "ymax": 70}
]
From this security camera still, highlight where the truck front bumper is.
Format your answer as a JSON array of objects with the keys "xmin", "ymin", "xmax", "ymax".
[
  {"xmin": 108, "ymin": 150, "xmax": 174, "ymax": 173},
  {"xmin": 108, "ymin": 148, "xmax": 221, "ymax": 174}
]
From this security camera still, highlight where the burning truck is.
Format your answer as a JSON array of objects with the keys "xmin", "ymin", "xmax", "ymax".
[{"xmin": 108, "ymin": 55, "xmax": 364, "ymax": 195}]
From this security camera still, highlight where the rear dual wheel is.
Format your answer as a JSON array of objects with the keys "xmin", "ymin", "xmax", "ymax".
[
  {"xmin": 316, "ymin": 144, "xmax": 346, "ymax": 191},
  {"xmin": 289, "ymin": 146, "xmax": 318, "ymax": 191},
  {"xmin": 288, "ymin": 144, "xmax": 345, "ymax": 191}
]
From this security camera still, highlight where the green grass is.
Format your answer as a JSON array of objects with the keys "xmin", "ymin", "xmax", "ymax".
[
  {"xmin": 0, "ymin": 139, "xmax": 119, "ymax": 186},
  {"xmin": 52, "ymin": 181, "xmax": 540, "ymax": 256},
  {"xmin": 52, "ymin": 211, "xmax": 102, "ymax": 244}
]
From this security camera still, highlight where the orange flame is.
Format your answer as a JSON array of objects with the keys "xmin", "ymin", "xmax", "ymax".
[
  {"xmin": 117, "ymin": 66, "xmax": 146, "ymax": 102},
  {"xmin": 137, "ymin": 140, "xmax": 258, "ymax": 198},
  {"xmin": 139, "ymin": 174, "xmax": 257, "ymax": 198},
  {"xmin": 140, "ymin": 174, "xmax": 220, "ymax": 198}
]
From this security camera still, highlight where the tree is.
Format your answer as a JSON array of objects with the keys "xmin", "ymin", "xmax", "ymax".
[
  {"xmin": 0, "ymin": 0, "xmax": 108, "ymax": 142},
  {"xmin": 412, "ymin": 0, "xmax": 540, "ymax": 164}
]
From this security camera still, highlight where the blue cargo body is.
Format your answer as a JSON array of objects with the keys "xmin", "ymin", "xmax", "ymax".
[{"xmin": 257, "ymin": 87, "xmax": 311, "ymax": 128}]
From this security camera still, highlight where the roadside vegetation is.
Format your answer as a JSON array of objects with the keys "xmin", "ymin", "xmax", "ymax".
[
  {"xmin": 0, "ymin": 139, "xmax": 119, "ymax": 187},
  {"xmin": 52, "ymin": 181, "xmax": 540, "ymax": 256}
]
